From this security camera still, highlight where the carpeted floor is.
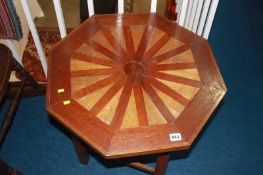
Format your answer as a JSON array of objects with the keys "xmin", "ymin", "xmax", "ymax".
[{"xmin": 1, "ymin": 0, "xmax": 263, "ymax": 174}]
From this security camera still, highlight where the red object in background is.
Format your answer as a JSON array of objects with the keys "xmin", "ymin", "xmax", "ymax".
[{"xmin": 165, "ymin": 0, "xmax": 177, "ymax": 20}]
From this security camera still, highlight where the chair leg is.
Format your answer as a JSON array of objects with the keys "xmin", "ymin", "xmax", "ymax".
[
  {"xmin": 12, "ymin": 58, "xmax": 40, "ymax": 90},
  {"xmin": 0, "ymin": 159, "xmax": 22, "ymax": 175},
  {"xmin": 6, "ymin": 58, "xmax": 46, "ymax": 99},
  {"xmin": 0, "ymin": 78, "xmax": 25, "ymax": 148},
  {"xmin": 71, "ymin": 134, "xmax": 90, "ymax": 165},
  {"xmin": 154, "ymin": 154, "xmax": 170, "ymax": 175}
]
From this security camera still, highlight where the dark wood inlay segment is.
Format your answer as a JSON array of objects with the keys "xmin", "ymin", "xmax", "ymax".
[{"xmin": 123, "ymin": 26, "xmax": 136, "ymax": 59}]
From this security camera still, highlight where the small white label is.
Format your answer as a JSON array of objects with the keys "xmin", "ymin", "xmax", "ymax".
[{"xmin": 169, "ymin": 133, "xmax": 182, "ymax": 141}]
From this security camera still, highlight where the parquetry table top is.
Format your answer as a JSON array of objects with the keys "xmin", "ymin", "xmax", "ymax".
[{"xmin": 46, "ymin": 14, "xmax": 226, "ymax": 159}]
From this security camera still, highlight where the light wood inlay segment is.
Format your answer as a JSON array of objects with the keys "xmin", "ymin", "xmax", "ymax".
[
  {"xmin": 76, "ymin": 43, "xmax": 112, "ymax": 61},
  {"xmin": 92, "ymin": 30, "xmax": 116, "ymax": 54},
  {"xmin": 97, "ymin": 87, "xmax": 124, "ymax": 125},
  {"xmin": 142, "ymin": 89, "xmax": 167, "ymax": 126},
  {"xmin": 130, "ymin": 25, "xmax": 146, "ymax": 52},
  {"xmin": 71, "ymin": 59, "xmax": 109, "ymax": 70},
  {"xmin": 72, "ymin": 52, "xmax": 114, "ymax": 67},
  {"xmin": 71, "ymin": 75, "xmax": 110, "ymax": 94},
  {"xmin": 109, "ymin": 26, "xmax": 127, "ymax": 52},
  {"xmin": 76, "ymin": 83, "xmax": 114, "ymax": 111},
  {"xmin": 158, "ymin": 49, "xmax": 194, "ymax": 64},
  {"xmin": 152, "ymin": 86, "xmax": 184, "ymax": 119},
  {"xmin": 157, "ymin": 79, "xmax": 200, "ymax": 100},
  {"xmin": 160, "ymin": 69, "xmax": 201, "ymax": 81},
  {"xmin": 154, "ymin": 36, "xmax": 184, "ymax": 57},
  {"xmin": 145, "ymin": 27, "xmax": 166, "ymax": 53},
  {"xmin": 121, "ymin": 90, "xmax": 139, "ymax": 129}
]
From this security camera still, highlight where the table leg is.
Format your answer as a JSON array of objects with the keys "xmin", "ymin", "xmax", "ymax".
[
  {"xmin": 71, "ymin": 135, "xmax": 90, "ymax": 165},
  {"xmin": 154, "ymin": 154, "xmax": 170, "ymax": 175},
  {"xmin": 127, "ymin": 154, "xmax": 170, "ymax": 175}
]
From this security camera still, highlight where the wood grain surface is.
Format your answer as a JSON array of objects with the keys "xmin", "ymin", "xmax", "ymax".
[{"xmin": 47, "ymin": 14, "xmax": 227, "ymax": 159}]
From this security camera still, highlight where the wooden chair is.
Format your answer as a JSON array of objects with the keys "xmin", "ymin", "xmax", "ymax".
[{"xmin": 0, "ymin": 44, "xmax": 42, "ymax": 175}]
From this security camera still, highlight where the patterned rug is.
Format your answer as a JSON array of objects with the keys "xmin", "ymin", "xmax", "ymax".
[
  {"xmin": 0, "ymin": 0, "xmax": 22, "ymax": 40},
  {"xmin": 165, "ymin": 0, "xmax": 177, "ymax": 20},
  {"xmin": 17, "ymin": 28, "xmax": 72, "ymax": 82}
]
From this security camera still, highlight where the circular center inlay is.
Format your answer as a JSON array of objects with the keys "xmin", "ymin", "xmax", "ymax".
[{"xmin": 124, "ymin": 61, "xmax": 145, "ymax": 77}]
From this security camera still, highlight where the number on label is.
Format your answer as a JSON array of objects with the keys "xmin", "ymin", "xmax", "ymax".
[{"xmin": 169, "ymin": 133, "xmax": 182, "ymax": 141}]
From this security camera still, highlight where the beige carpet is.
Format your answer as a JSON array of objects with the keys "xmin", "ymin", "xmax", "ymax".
[
  {"xmin": 35, "ymin": 0, "xmax": 166, "ymax": 28},
  {"xmin": 35, "ymin": 0, "xmax": 80, "ymax": 28}
]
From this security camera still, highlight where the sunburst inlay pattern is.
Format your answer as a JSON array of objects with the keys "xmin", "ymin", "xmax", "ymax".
[{"xmin": 70, "ymin": 25, "xmax": 202, "ymax": 130}]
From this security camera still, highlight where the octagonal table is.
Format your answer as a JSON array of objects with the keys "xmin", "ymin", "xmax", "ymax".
[{"xmin": 46, "ymin": 14, "xmax": 226, "ymax": 175}]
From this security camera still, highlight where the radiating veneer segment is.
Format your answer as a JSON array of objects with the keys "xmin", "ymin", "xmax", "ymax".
[
  {"xmin": 71, "ymin": 75, "xmax": 111, "ymax": 94},
  {"xmin": 158, "ymin": 49, "xmax": 194, "ymax": 64},
  {"xmin": 147, "ymin": 44, "xmax": 190, "ymax": 65},
  {"xmin": 146, "ymin": 71, "xmax": 202, "ymax": 88},
  {"xmin": 111, "ymin": 78, "xmax": 134, "ymax": 130},
  {"xmin": 123, "ymin": 26, "xmax": 136, "ymax": 58},
  {"xmin": 143, "ymin": 82, "xmax": 176, "ymax": 124},
  {"xmin": 143, "ymin": 33, "xmax": 171, "ymax": 61},
  {"xmin": 160, "ymin": 69, "xmax": 201, "ymax": 81},
  {"xmin": 96, "ymin": 86, "xmax": 124, "ymax": 125},
  {"xmin": 145, "ymin": 27, "xmax": 166, "ymax": 54},
  {"xmin": 145, "ymin": 77, "xmax": 190, "ymax": 106},
  {"xmin": 130, "ymin": 25, "xmax": 145, "ymax": 52},
  {"xmin": 72, "ymin": 52, "xmax": 114, "ymax": 67},
  {"xmin": 157, "ymin": 79, "xmax": 200, "ymax": 100},
  {"xmin": 154, "ymin": 36, "xmax": 184, "ymax": 57},
  {"xmin": 133, "ymin": 82, "xmax": 148, "ymax": 126},
  {"xmin": 134, "ymin": 25, "xmax": 154, "ymax": 61},
  {"xmin": 71, "ymin": 58, "xmax": 109, "ymax": 71},
  {"xmin": 75, "ymin": 82, "xmax": 114, "ymax": 111},
  {"xmin": 109, "ymin": 26, "xmax": 127, "ymax": 53},
  {"xmin": 93, "ymin": 30, "xmax": 116, "ymax": 54},
  {"xmin": 142, "ymin": 89, "xmax": 167, "ymax": 126},
  {"xmin": 75, "ymin": 43, "xmax": 112, "ymax": 61},
  {"xmin": 121, "ymin": 90, "xmax": 139, "ymax": 129},
  {"xmin": 150, "ymin": 63, "xmax": 196, "ymax": 71},
  {"xmin": 101, "ymin": 27, "xmax": 129, "ymax": 62},
  {"xmin": 90, "ymin": 80, "xmax": 125, "ymax": 117},
  {"xmin": 72, "ymin": 74, "xmax": 124, "ymax": 99},
  {"xmin": 152, "ymin": 86, "xmax": 184, "ymax": 120}
]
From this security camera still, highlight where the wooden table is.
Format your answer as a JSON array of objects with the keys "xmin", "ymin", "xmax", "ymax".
[{"xmin": 46, "ymin": 14, "xmax": 226, "ymax": 175}]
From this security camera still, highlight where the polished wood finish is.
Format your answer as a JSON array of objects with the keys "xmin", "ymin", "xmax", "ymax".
[
  {"xmin": 155, "ymin": 154, "xmax": 170, "ymax": 175},
  {"xmin": 47, "ymin": 14, "xmax": 226, "ymax": 175},
  {"xmin": 71, "ymin": 134, "xmax": 90, "ymax": 165},
  {"xmin": 128, "ymin": 154, "xmax": 169, "ymax": 175},
  {"xmin": 128, "ymin": 162, "xmax": 155, "ymax": 174}
]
